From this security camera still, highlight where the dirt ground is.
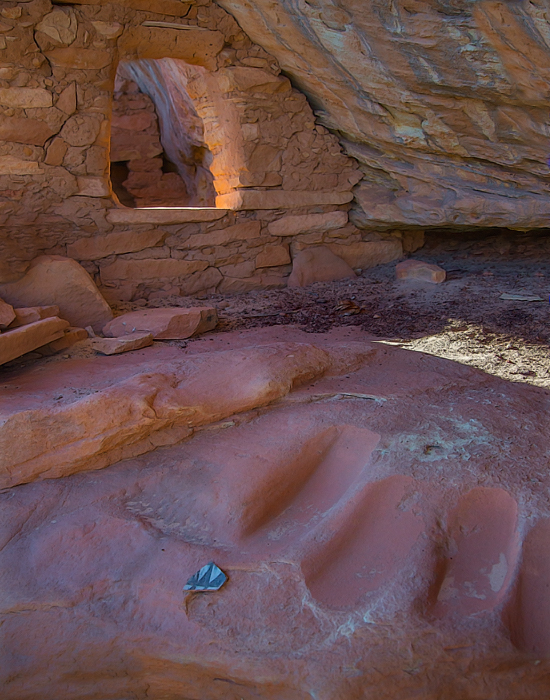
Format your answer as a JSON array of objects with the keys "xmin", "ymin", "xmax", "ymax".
[{"xmin": 114, "ymin": 228, "xmax": 550, "ymax": 389}]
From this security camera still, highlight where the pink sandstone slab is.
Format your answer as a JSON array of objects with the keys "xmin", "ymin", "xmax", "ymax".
[
  {"xmin": 1, "ymin": 326, "xmax": 549, "ymax": 698},
  {"xmin": 91, "ymin": 332, "xmax": 154, "ymax": 355},
  {"xmin": 106, "ymin": 207, "xmax": 227, "ymax": 225},
  {"xmin": 102, "ymin": 307, "xmax": 218, "ymax": 339},
  {"xmin": 0, "ymin": 316, "xmax": 69, "ymax": 366}
]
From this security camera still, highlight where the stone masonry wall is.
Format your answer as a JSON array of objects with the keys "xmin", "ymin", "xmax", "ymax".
[{"xmin": 0, "ymin": 0, "xmax": 404, "ymax": 299}]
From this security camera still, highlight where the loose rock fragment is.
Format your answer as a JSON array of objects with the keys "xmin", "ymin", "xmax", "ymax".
[
  {"xmin": 103, "ymin": 307, "xmax": 218, "ymax": 340},
  {"xmin": 395, "ymin": 259, "xmax": 446, "ymax": 284},
  {"xmin": 91, "ymin": 332, "xmax": 154, "ymax": 355}
]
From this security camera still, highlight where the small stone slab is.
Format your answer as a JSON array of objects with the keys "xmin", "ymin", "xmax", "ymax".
[
  {"xmin": 10, "ymin": 306, "xmax": 60, "ymax": 328},
  {"xmin": 91, "ymin": 332, "xmax": 154, "ymax": 356},
  {"xmin": 395, "ymin": 259, "xmax": 446, "ymax": 284},
  {"xmin": 0, "ymin": 297, "xmax": 15, "ymax": 329},
  {"xmin": 103, "ymin": 307, "xmax": 218, "ymax": 340},
  {"xmin": 46, "ymin": 327, "xmax": 89, "ymax": 353},
  {"xmin": 0, "ymin": 317, "xmax": 69, "ymax": 366}
]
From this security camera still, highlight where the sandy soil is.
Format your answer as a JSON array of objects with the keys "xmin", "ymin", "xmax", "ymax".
[{"xmin": 114, "ymin": 229, "xmax": 550, "ymax": 389}]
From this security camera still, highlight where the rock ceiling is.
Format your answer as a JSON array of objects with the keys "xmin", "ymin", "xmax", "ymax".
[{"xmin": 218, "ymin": 0, "xmax": 550, "ymax": 228}]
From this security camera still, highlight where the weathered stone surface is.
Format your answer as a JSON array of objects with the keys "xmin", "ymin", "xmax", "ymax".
[
  {"xmin": 103, "ymin": 307, "xmax": 218, "ymax": 340},
  {"xmin": 396, "ymin": 259, "xmax": 446, "ymax": 284},
  {"xmin": 402, "ymin": 230, "xmax": 425, "ymax": 254},
  {"xmin": 36, "ymin": 8, "xmax": 77, "ymax": 46},
  {"xmin": 68, "ymin": 230, "xmax": 165, "ymax": 261},
  {"xmin": 217, "ymin": 189, "xmax": 353, "ymax": 210},
  {"xmin": 0, "ymin": 339, "xmax": 369, "ymax": 487},
  {"xmin": 91, "ymin": 332, "xmax": 153, "ymax": 355},
  {"xmin": 119, "ymin": 27, "xmax": 224, "ymax": 70},
  {"xmin": 76, "ymin": 176, "xmax": 110, "ymax": 197},
  {"xmin": 217, "ymin": 0, "xmax": 550, "ymax": 229},
  {"xmin": 268, "ymin": 211, "xmax": 348, "ymax": 237},
  {"xmin": 44, "ymin": 138, "xmax": 68, "ymax": 166},
  {"xmin": 0, "ymin": 256, "xmax": 113, "ymax": 332},
  {"xmin": 0, "ymin": 87, "xmax": 52, "ymax": 108},
  {"xmin": 182, "ymin": 221, "xmax": 261, "ymax": 249},
  {"xmin": 10, "ymin": 306, "xmax": 60, "ymax": 328},
  {"xmin": 109, "ymin": 131, "xmax": 163, "ymax": 161},
  {"xmin": 0, "ymin": 156, "xmax": 43, "ymax": 175},
  {"xmin": 256, "ymin": 245, "xmax": 291, "ymax": 268},
  {"xmin": 1, "ymin": 327, "xmax": 550, "ymax": 698},
  {"xmin": 328, "ymin": 240, "xmax": 402, "ymax": 270},
  {"xmin": 0, "ymin": 118, "xmax": 56, "ymax": 146},
  {"xmin": 60, "ymin": 115, "xmax": 102, "ymax": 147},
  {"xmin": 0, "ymin": 317, "xmax": 69, "ymax": 366},
  {"xmin": 106, "ymin": 208, "xmax": 227, "ymax": 225},
  {"xmin": 100, "ymin": 259, "xmax": 209, "ymax": 287},
  {"xmin": 56, "ymin": 82, "xmax": 77, "ymax": 115},
  {"xmin": 56, "ymin": 0, "xmax": 192, "ymax": 15},
  {"xmin": 45, "ymin": 326, "xmax": 88, "ymax": 353},
  {"xmin": 288, "ymin": 245, "xmax": 356, "ymax": 287},
  {"xmin": 46, "ymin": 48, "xmax": 112, "ymax": 70},
  {"xmin": 0, "ymin": 297, "xmax": 15, "ymax": 329}
]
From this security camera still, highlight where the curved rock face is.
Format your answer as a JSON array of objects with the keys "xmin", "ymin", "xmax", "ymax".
[
  {"xmin": 218, "ymin": 0, "xmax": 550, "ymax": 228},
  {"xmin": 3, "ymin": 327, "xmax": 550, "ymax": 698}
]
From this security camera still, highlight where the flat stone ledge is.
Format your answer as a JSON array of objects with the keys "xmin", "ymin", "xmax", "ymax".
[
  {"xmin": 215, "ymin": 189, "xmax": 354, "ymax": 210},
  {"xmin": 106, "ymin": 207, "xmax": 228, "ymax": 225}
]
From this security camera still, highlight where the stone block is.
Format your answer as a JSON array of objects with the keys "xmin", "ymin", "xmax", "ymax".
[
  {"xmin": 219, "ymin": 260, "xmax": 255, "ymax": 278},
  {"xmin": 91, "ymin": 332, "xmax": 153, "ymax": 355},
  {"xmin": 0, "ymin": 87, "xmax": 52, "ymax": 108},
  {"xmin": 45, "ymin": 138, "xmax": 68, "ymax": 166},
  {"xmin": 288, "ymin": 246, "xmax": 356, "ymax": 288},
  {"xmin": 0, "ymin": 317, "xmax": 69, "ymax": 366},
  {"xmin": 0, "ymin": 256, "xmax": 113, "ymax": 332},
  {"xmin": 111, "ymin": 112, "xmax": 156, "ymax": 132},
  {"xmin": 184, "ymin": 221, "xmax": 261, "ymax": 249},
  {"xmin": 55, "ymin": 0, "xmax": 192, "ymax": 16},
  {"xmin": 328, "ymin": 240, "xmax": 402, "ymax": 269},
  {"xmin": 216, "ymin": 190, "xmax": 354, "ymax": 210},
  {"xmin": 268, "ymin": 211, "xmax": 348, "ymax": 237},
  {"xmin": 118, "ymin": 27, "xmax": 224, "ymax": 70},
  {"xmin": 179, "ymin": 266, "xmax": 222, "ymax": 296},
  {"xmin": 60, "ymin": 115, "xmax": 102, "ymax": 147},
  {"xmin": 0, "ymin": 118, "xmax": 56, "ymax": 146},
  {"xmin": 100, "ymin": 258, "xmax": 209, "ymax": 286},
  {"xmin": 217, "ymin": 67, "xmax": 291, "ymax": 94},
  {"xmin": 67, "ymin": 230, "xmax": 165, "ymax": 261},
  {"xmin": 46, "ymin": 48, "xmax": 112, "ymax": 69},
  {"xmin": 0, "ymin": 298, "xmax": 15, "ymax": 329},
  {"xmin": 56, "ymin": 82, "xmax": 77, "ymax": 115},
  {"xmin": 106, "ymin": 208, "xmax": 227, "ymax": 225},
  {"xmin": 77, "ymin": 176, "xmax": 110, "ymax": 197},
  {"xmin": 45, "ymin": 326, "xmax": 89, "ymax": 352},
  {"xmin": 36, "ymin": 8, "xmax": 77, "ymax": 46},
  {"xmin": 110, "ymin": 132, "xmax": 163, "ymax": 161},
  {"xmin": 0, "ymin": 157, "xmax": 43, "ymax": 175},
  {"xmin": 395, "ymin": 259, "xmax": 446, "ymax": 283},
  {"xmin": 103, "ymin": 307, "xmax": 217, "ymax": 340},
  {"xmin": 401, "ymin": 230, "xmax": 425, "ymax": 254},
  {"xmin": 255, "ymin": 245, "xmax": 291, "ymax": 268},
  {"xmin": 10, "ymin": 306, "xmax": 60, "ymax": 328}
]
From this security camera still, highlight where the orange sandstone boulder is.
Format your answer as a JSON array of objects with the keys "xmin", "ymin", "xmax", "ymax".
[
  {"xmin": 0, "ymin": 256, "xmax": 113, "ymax": 332},
  {"xmin": 103, "ymin": 307, "xmax": 218, "ymax": 340}
]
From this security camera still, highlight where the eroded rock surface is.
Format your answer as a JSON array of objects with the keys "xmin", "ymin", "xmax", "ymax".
[
  {"xmin": 2, "ymin": 327, "xmax": 550, "ymax": 699},
  {"xmin": 218, "ymin": 0, "xmax": 550, "ymax": 228}
]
